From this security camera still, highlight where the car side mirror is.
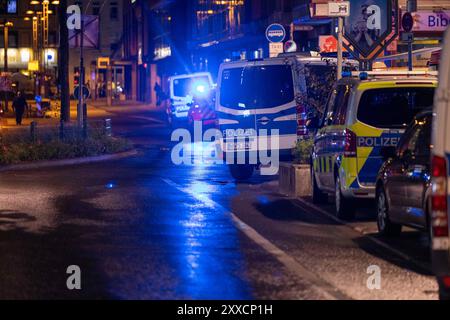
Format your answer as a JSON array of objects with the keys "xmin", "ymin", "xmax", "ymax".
[{"xmin": 380, "ymin": 146, "xmax": 397, "ymax": 161}]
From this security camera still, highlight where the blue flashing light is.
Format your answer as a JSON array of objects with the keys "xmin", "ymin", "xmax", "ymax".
[
  {"xmin": 196, "ymin": 84, "xmax": 206, "ymax": 93},
  {"xmin": 192, "ymin": 80, "xmax": 210, "ymax": 97},
  {"xmin": 105, "ymin": 181, "xmax": 117, "ymax": 189},
  {"xmin": 359, "ymin": 72, "xmax": 369, "ymax": 81},
  {"xmin": 341, "ymin": 71, "xmax": 352, "ymax": 78}
]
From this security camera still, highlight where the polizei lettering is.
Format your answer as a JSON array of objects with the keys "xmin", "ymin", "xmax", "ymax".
[{"xmin": 357, "ymin": 136, "xmax": 400, "ymax": 147}]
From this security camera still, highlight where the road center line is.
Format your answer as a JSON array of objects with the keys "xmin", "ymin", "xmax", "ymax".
[
  {"xmin": 162, "ymin": 178, "xmax": 350, "ymax": 300},
  {"xmin": 294, "ymin": 197, "xmax": 431, "ymax": 274}
]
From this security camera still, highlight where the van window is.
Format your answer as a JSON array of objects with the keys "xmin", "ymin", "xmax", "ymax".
[
  {"xmin": 398, "ymin": 116, "xmax": 432, "ymax": 158},
  {"xmin": 332, "ymin": 85, "xmax": 351, "ymax": 125},
  {"xmin": 323, "ymin": 88, "xmax": 338, "ymax": 126},
  {"xmin": 357, "ymin": 87, "xmax": 435, "ymax": 128},
  {"xmin": 304, "ymin": 65, "xmax": 354, "ymax": 116},
  {"xmin": 323, "ymin": 85, "xmax": 351, "ymax": 126},
  {"xmin": 173, "ymin": 76, "xmax": 210, "ymax": 97},
  {"xmin": 220, "ymin": 65, "xmax": 294, "ymax": 109},
  {"xmin": 305, "ymin": 66, "xmax": 335, "ymax": 113},
  {"xmin": 414, "ymin": 116, "xmax": 432, "ymax": 157}
]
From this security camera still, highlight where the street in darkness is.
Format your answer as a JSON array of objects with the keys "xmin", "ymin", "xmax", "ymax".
[
  {"xmin": 0, "ymin": 105, "xmax": 438, "ymax": 300},
  {"xmin": 1, "ymin": 0, "xmax": 449, "ymax": 306}
]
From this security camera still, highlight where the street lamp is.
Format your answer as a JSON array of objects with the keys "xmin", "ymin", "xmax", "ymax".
[
  {"xmin": 24, "ymin": 11, "xmax": 40, "ymax": 65},
  {"xmin": 0, "ymin": 20, "xmax": 13, "ymax": 111},
  {"xmin": 26, "ymin": 0, "xmax": 59, "ymax": 96},
  {"xmin": 1, "ymin": 21, "xmax": 13, "ymax": 72}
]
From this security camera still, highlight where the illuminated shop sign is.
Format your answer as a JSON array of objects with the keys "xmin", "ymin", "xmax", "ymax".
[{"xmin": 410, "ymin": 11, "xmax": 450, "ymax": 32}]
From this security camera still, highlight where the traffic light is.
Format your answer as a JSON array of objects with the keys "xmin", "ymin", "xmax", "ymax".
[{"xmin": 74, "ymin": 67, "xmax": 80, "ymax": 86}]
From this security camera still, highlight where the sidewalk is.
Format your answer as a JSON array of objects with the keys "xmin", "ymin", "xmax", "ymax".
[
  {"xmin": 0, "ymin": 100, "xmax": 112, "ymax": 130},
  {"xmin": 89, "ymin": 98, "xmax": 165, "ymax": 114},
  {"xmin": 0, "ymin": 99, "xmax": 166, "ymax": 131}
]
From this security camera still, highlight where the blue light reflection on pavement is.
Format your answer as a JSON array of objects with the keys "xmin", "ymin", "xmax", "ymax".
[
  {"xmin": 138, "ymin": 142, "xmax": 253, "ymax": 299},
  {"xmin": 173, "ymin": 152, "xmax": 252, "ymax": 299}
]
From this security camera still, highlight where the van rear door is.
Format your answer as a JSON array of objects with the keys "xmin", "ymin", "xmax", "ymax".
[
  {"xmin": 217, "ymin": 60, "xmax": 297, "ymax": 154},
  {"xmin": 251, "ymin": 60, "xmax": 297, "ymax": 152},
  {"xmin": 217, "ymin": 63, "xmax": 258, "ymax": 154}
]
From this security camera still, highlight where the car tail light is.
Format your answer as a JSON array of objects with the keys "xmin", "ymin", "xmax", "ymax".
[
  {"xmin": 443, "ymin": 276, "xmax": 450, "ymax": 288},
  {"xmin": 344, "ymin": 129, "xmax": 357, "ymax": 157},
  {"xmin": 296, "ymin": 104, "xmax": 308, "ymax": 136},
  {"xmin": 432, "ymin": 155, "xmax": 449, "ymax": 238}
]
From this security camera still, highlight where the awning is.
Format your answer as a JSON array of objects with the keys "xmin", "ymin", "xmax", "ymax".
[
  {"xmin": 294, "ymin": 16, "xmax": 332, "ymax": 26},
  {"xmin": 293, "ymin": 3, "xmax": 332, "ymax": 26}
]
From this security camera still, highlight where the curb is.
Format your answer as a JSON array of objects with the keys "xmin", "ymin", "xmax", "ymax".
[
  {"xmin": 0, "ymin": 149, "xmax": 138, "ymax": 172},
  {"xmin": 293, "ymin": 197, "xmax": 431, "ymax": 273}
]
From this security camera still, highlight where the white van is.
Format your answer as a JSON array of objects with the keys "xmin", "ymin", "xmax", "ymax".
[
  {"xmin": 216, "ymin": 54, "xmax": 358, "ymax": 180},
  {"xmin": 167, "ymin": 72, "xmax": 214, "ymax": 126},
  {"xmin": 431, "ymin": 28, "xmax": 450, "ymax": 300}
]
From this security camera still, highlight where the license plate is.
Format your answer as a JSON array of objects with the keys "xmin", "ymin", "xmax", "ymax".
[{"xmin": 225, "ymin": 139, "xmax": 255, "ymax": 151}]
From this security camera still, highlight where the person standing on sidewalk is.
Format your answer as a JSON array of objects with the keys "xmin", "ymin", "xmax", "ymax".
[{"xmin": 12, "ymin": 91, "xmax": 28, "ymax": 125}]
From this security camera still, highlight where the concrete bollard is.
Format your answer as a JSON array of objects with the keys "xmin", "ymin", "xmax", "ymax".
[
  {"xmin": 104, "ymin": 118, "xmax": 112, "ymax": 137},
  {"xmin": 59, "ymin": 120, "xmax": 64, "ymax": 141},
  {"xmin": 279, "ymin": 162, "xmax": 312, "ymax": 197},
  {"xmin": 30, "ymin": 121, "xmax": 37, "ymax": 143}
]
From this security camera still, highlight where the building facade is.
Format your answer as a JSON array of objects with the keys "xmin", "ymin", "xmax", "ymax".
[
  {"xmin": 122, "ymin": 0, "xmax": 193, "ymax": 103},
  {"xmin": 68, "ymin": 0, "xmax": 124, "ymax": 97},
  {"xmin": 122, "ymin": 0, "xmax": 450, "ymax": 103},
  {"xmin": 190, "ymin": 0, "xmax": 300, "ymax": 76},
  {"xmin": 123, "ymin": 0, "xmax": 308, "ymax": 103},
  {"xmin": 0, "ymin": 0, "xmax": 59, "ymax": 94}
]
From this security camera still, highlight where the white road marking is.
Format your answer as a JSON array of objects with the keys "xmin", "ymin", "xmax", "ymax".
[
  {"xmin": 294, "ymin": 198, "xmax": 431, "ymax": 273},
  {"xmin": 162, "ymin": 178, "xmax": 349, "ymax": 300}
]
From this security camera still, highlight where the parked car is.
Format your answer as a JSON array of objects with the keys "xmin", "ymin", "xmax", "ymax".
[
  {"xmin": 216, "ymin": 54, "xmax": 358, "ymax": 181},
  {"xmin": 375, "ymin": 111, "xmax": 432, "ymax": 236},
  {"xmin": 167, "ymin": 72, "xmax": 214, "ymax": 127},
  {"xmin": 309, "ymin": 71, "xmax": 437, "ymax": 219},
  {"xmin": 431, "ymin": 28, "xmax": 450, "ymax": 301}
]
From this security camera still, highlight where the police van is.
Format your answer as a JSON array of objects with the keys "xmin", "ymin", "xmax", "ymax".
[
  {"xmin": 216, "ymin": 54, "xmax": 357, "ymax": 180},
  {"xmin": 310, "ymin": 71, "xmax": 437, "ymax": 219},
  {"xmin": 431, "ymin": 28, "xmax": 450, "ymax": 300},
  {"xmin": 167, "ymin": 72, "xmax": 214, "ymax": 126}
]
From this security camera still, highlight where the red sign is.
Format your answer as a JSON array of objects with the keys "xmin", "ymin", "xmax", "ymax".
[
  {"xmin": 319, "ymin": 35, "xmax": 348, "ymax": 53},
  {"xmin": 386, "ymin": 37, "xmax": 398, "ymax": 51}
]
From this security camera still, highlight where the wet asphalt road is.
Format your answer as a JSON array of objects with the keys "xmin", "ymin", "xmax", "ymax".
[{"xmin": 0, "ymin": 106, "xmax": 439, "ymax": 299}]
